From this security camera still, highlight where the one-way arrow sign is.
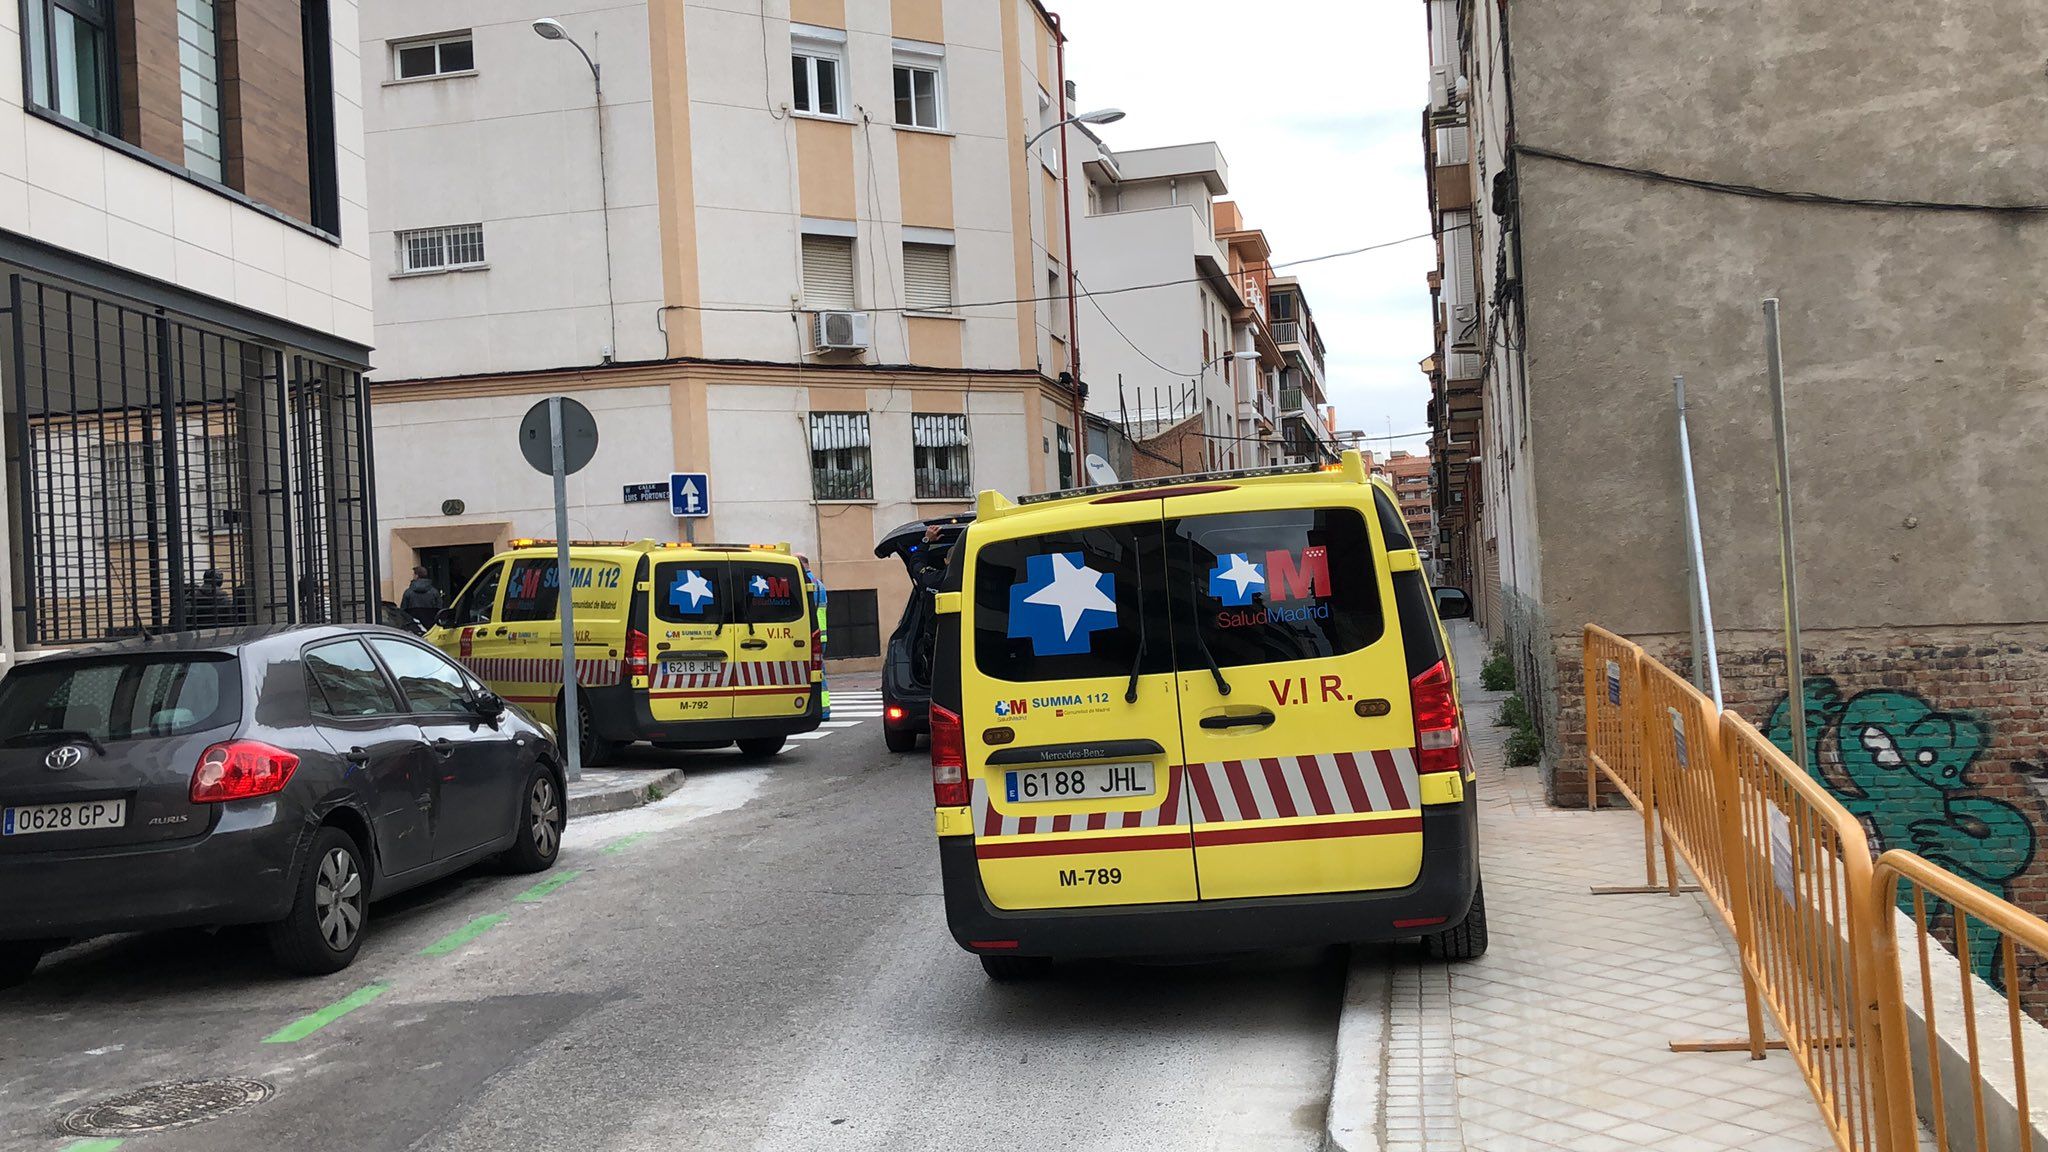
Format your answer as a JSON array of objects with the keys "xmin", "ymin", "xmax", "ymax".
[{"xmin": 670, "ymin": 472, "xmax": 710, "ymax": 518}]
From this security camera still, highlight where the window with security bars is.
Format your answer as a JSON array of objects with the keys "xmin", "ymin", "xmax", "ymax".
[
  {"xmin": 178, "ymin": 0, "xmax": 224, "ymax": 180},
  {"xmin": 903, "ymin": 243, "xmax": 953, "ymax": 312},
  {"xmin": 912, "ymin": 413, "xmax": 970, "ymax": 500},
  {"xmin": 802, "ymin": 234, "xmax": 857, "ymax": 309},
  {"xmin": 397, "ymin": 224, "xmax": 487, "ymax": 274},
  {"xmin": 809, "ymin": 412, "xmax": 872, "ymax": 501}
]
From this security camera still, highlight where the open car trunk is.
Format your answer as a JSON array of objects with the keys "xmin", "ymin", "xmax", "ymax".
[{"xmin": 875, "ymin": 515, "xmax": 973, "ymax": 701}]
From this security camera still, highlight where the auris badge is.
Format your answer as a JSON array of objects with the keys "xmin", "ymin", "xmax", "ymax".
[{"xmin": 44, "ymin": 744, "xmax": 87, "ymax": 771}]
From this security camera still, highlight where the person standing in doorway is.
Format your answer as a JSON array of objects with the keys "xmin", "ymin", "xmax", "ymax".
[{"xmin": 400, "ymin": 566, "xmax": 443, "ymax": 630}]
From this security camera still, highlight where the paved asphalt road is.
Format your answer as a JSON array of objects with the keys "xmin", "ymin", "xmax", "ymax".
[{"xmin": 0, "ymin": 699, "xmax": 1341, "ymax": 1152}]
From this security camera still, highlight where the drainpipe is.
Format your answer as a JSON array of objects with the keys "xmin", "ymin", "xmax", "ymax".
[{"xmin": 1051, "ymin": 16, "xmax": 1086, "ymax": 461}]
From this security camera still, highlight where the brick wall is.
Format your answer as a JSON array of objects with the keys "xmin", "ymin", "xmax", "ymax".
[
  {"xmin": 1129, "ymin": 416, "xmax": 1206, "ymax": 480},
  {"xmin": 221, "ymin": 0, "xmax": 313, "ymax": 222},
  {"xmin": 1549, "ymin": 623, "xmax": 2048, "ymax": 1020}
]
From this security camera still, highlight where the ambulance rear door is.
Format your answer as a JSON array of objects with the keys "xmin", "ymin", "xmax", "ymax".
[
  {"xmin": 647, "ymin": 558, "xmax": 734, "ymax": 723},
  {"xmin": 960, "ymin": 499, "xmax": 1193, "ymax": 910}
]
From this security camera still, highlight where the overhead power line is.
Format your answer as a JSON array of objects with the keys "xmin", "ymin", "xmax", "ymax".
[{"xmin": 1515, "ymin": 144, "xmax": 2048, "ymax": 215}]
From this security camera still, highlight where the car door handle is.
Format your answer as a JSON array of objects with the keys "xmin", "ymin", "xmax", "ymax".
[
  {"xmin": 345, "ymin": 747, "xmax": 371, "ymax": 767},
  {"xmin": 429, "ymin": 738, "xmax": 456, "ymax": 757},
  {"xmin": 739, "ymin": 639, "xmax": 769, "ymax": 650},
  {"xmin": 1200, "ymin": 710, "xmax": 1277, "ymax": 730}
]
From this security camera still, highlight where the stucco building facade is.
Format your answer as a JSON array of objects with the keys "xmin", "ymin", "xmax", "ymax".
[
  {"xmin": 1431, "ymin": 0, "xmax": 2048, "ymax": 986},
  {"xmin": 363, "ymin": 0, "xmax": 1081, "ymax": 666}
]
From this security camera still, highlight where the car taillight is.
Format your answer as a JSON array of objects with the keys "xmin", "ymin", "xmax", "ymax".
[
  {"xmin": 1410, "ymin": 660, "xmax": 1463, "ymax": 775},
  {"xmin": 809, "ymin": 628, "xmax": 824, "ymax": 675},
  {"xmin": 625, "ymin": 629, "xmax": 649, "ymax": 678},
  {"xmin": 191, "ymin": 740, "xmax": 299, "ymax": 803},
  {"xmin": 931, "ymin": 703, "xmax": 968, "ymax": 807}
]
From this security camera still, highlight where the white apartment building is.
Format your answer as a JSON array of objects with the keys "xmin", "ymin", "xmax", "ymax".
[
  {"xmin": 364, "ymin": 0, "xmax": 1083, "ymax": 665},
  {"xmin": 0, "ymin": 0, "xmax": 379, "ymax": 658}
]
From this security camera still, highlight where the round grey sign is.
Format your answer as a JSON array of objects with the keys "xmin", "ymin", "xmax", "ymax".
[{"xmin": 519, "ymin": 397, "xmax": 599, "ymax": 476}]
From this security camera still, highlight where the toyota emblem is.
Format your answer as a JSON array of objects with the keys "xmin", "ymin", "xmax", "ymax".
[{"xmin": 44, "ymin": 744, "xmax": 86, "ymax": 771}]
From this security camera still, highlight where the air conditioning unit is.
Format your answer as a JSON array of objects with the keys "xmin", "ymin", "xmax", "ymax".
[
  {"xmin": 1429, "ymin": 65, "xmax": 1454, "ymax": 112},
  {"xmin": 813, "ymin": 311, "xmax": 871, "ymax": 352}
]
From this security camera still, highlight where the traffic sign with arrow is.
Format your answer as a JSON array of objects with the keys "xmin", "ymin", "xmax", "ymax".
[{"xmin": 670, "ymin": 472, "xmax": 709, "ymax": 518}]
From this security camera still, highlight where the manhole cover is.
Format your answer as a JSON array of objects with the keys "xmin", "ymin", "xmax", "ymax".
[{"xmin": 60, "ymin": 1078, "xmax": 272, "ymax": 1136}]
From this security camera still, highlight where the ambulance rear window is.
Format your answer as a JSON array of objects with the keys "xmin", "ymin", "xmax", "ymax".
[
  {"xmin": 732, "ymin": 561, "xmax": 804, "ymax": 624},
  {"xmin": 1169, "ymin": 506, "xmax": 1384, "ymax": 669},
  {"xmin": 653, "ymin": 561, "xmax": 730, "ymax": 625},
  {"xmin": 972, "ymin": 523, "xmax": 1173, "ymax": 684}
]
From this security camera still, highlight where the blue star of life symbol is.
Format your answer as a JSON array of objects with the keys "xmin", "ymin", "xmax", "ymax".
[
  {"xmin": 1007, "ymin": 552, "xmax": 1118, "ymax": 656},
  {"xmin": 669, "ymin": 569, "xmax": 714, "ymax": 615},
  {"xmin": 1207, "ymin": 552, "xmax": 1266, "ymax": 607}
]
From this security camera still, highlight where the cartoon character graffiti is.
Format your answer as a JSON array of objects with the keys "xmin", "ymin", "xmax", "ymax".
[{"xmin": 1765, "ymin": 677, "xmax": 2037, "ymax": 988}]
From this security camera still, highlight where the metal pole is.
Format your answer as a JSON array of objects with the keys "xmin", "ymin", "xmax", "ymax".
[
  {"xmin": 549, "ymin": 397, "xmax": 582, "ymax": 782},
  {"xmin": 1763, "ymin": 300, "xmax": 1806, "ymax": 771},
  {"xmin": 1671, "ymin": 373, "xmax": 1720, "ymax": 705}
]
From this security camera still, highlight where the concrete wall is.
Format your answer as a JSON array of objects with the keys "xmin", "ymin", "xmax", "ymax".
[
  {"xmin": 361, "ymin": 1, "xmax": 664, "ymax": 378},
  {"xmin": 1486, "ymin": 0, "xmax": 2048, "ymax": 953},
  {"xmin": 0, "ymin": 0, "xmax": 374, "ymax": 345}
]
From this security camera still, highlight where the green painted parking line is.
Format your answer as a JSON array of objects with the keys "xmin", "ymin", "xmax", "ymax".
[
  {"xmin": 600, "ymin": 831, "xmax": 652, "ymax": 855},
  {"xmin": 62, "ymin": 1140, "xmax": 125, "ymax": 1152},
  {"xmin": 421, "ymin": 913, "xmax": 508, "ymax": 957},
  {"xmin": 514, "ymin": 869, "xmax": 582, "ymax": 903},
  {"xmin": 261, "ymin": 983, "xmax": 388, "ymax": 1044}
]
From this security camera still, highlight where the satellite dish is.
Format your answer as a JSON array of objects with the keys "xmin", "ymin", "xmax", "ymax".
[{"xmin": 1085, "ymin": 454, "xmax": 1120, "ymax": 486}]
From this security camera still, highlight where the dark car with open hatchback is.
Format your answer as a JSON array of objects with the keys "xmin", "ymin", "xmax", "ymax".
[{"xmin": 0, "ymin": 624, "xmax": 566, "ymax": 985}]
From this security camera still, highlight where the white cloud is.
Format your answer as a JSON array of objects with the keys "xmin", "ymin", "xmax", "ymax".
[{"xmin": 1058, "ymin": 0, "xmax": 1436, "ymax": 451}]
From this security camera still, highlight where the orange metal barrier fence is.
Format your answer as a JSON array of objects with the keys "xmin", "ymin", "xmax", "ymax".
[
  {"xmin": 1582, "ymin": 625, "xmax": 1659, "ymax": 887},
  {"xmin": 1583, "ymin": 624, "xmax": 2048, "ymax": 1152}
]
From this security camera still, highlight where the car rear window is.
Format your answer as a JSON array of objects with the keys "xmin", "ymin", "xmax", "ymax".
[
  {"xmin": 972, "ymin": 522, "xmax": 1173, "ymax": 684},
  {"xmin": 0, "ymin": 655, "xmax": 240, "ymax": 743},
  {"xmin": 653, "ymin": 561, "xmax": 729, "ymax": 625},
  {"xmin": 1169, "ymin": 506, "xmax": 1384, "ymax": 669}
]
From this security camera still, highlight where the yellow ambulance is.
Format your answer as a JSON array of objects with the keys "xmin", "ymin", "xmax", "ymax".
[
  {"xmin": 926, "ymin": 454, "xmax": 1481, "ymax": 979},
  {"xmin": 429, "ymin": 540, "xmax": 822, "ymax": 764}
]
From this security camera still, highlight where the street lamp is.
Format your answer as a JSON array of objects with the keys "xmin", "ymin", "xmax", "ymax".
[
  {"xmin": 533, "ymin": 17, "xmax": 617, "ymax": 360},
  {"xmin": 1025, "ymin": 106, "xmax": 1126, "ymax": 153}
]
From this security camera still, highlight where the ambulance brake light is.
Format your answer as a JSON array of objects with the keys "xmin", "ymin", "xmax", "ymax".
[
  {"xmin": 625, "ymin": 629, "xmax": 649, "ymax": 679},
  {"xmin": 1410, "ymin": 659, "xmax": 1462, "ymax": 775},
  {"xmin": 930, "ymin": 703, "xmax": 968, "ymax": 807}
]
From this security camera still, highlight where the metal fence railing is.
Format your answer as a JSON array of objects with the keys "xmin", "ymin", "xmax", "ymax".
[{"xmin": 1583, "ymin": 622, "xmax": 2048, "ymax": 1152}]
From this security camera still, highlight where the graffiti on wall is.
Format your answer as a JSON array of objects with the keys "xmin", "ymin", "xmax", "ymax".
[{"xmin": 1764, "ymin": 677, "xmax": 2038, "ymax": 988}]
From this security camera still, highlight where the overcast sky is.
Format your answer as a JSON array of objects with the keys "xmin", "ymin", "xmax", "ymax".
[{"xmin": 1055, "ymin": 0, "xmax": 1435, "ymax": 452}]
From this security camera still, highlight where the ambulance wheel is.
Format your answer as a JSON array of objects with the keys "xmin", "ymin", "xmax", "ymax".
[
  {"xmin": 884, "ymin": 727, "xmax": 918, "ymax": 753},
  {"xmin": 737, "ymin": 736, "xmax": 785, "ymax": 759},
  {"xmin": 565, "ymin": 693, "xmax": 613, "ymax": 768},
  {"xmin": 979, "ymin": 954, "xmax": 1052, "ymax": 982},
  {"xmin": 1425, "ymin": 880, "xmax": 1488, "ymax": 961}
]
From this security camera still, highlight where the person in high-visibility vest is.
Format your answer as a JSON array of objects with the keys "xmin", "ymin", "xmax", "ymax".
[{"xmin": 806, "ymin": 561, "xmax": 830, "ymax": 720}]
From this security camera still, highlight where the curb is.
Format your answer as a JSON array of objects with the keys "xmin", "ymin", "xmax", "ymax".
[
  {"xmin": 567, "ymin": 769, "xmax": 685, "ymax": 819},
  {"xmin": 1324, "ymin": 948, "xmax": 1390, "ymax": 1152}
]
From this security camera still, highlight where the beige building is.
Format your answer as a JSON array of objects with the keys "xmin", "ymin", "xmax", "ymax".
[{"xmin": 363, "ymin": 0, "xmax": 1083, "ymax": 665}]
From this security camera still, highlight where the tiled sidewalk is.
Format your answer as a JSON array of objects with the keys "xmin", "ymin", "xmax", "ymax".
[{"xmin": 1353, "ymin": 622, "xmax": 1836, "ymax": 1152}]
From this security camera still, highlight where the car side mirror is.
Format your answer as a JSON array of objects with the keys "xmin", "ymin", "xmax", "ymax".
[
  {"xmin": 435, "ymin": 608, "xmax": 457, "ymax": 629},
  {"xmin": 469, "ymin": 688, "xmax": 506, "ymax": 721},
  {"xmin": 1434, "ymin": 587, "xmax": 1473, "ymax": 621}
]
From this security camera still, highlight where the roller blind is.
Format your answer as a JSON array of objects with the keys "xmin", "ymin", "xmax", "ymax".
[
  {"xmin": 802, "ymin": 234, "xmax": 857, "ymax": 308},
  {"xmin": 903, "ymin": 243, "xmax": 954, "ymax": 312}
]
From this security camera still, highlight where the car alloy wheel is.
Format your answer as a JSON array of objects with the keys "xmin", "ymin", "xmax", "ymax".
[
  {"xmin": 313, "ymin": 846, "xmax": 364, "ymax": 952},
  {"xmin": 529, "ymin": 776, "xmax": 562, "ymax": 858}
]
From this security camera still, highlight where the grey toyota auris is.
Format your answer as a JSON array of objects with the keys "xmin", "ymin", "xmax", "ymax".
[{"xmin": 0, "ymin": 625, "xmax": 567, "ymax": 984}]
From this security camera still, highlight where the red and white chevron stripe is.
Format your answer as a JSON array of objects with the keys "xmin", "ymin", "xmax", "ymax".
[
  {"xmin": 1184, "ymin": 749, "xmax": 1417, "ymax": 823},
  {"xmin": 971, "ymin": 768, "xmax": 1186, "ymax": 837},
  {"xmin": 970, "ymin": 748, "xmax": 1421, "ymax": 839},
  {"xmin": 462, "ymin": 656, "xmax": 622, "ymax": 688}
]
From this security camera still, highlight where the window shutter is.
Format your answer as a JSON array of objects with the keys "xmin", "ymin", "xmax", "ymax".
[
  {"xmin": 802, "ymin": 235, "xmax": 857, "ymax": 309},
  {"xmin": 903, "ymin": 243, "xmax": 953, "ymax": 311}
]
